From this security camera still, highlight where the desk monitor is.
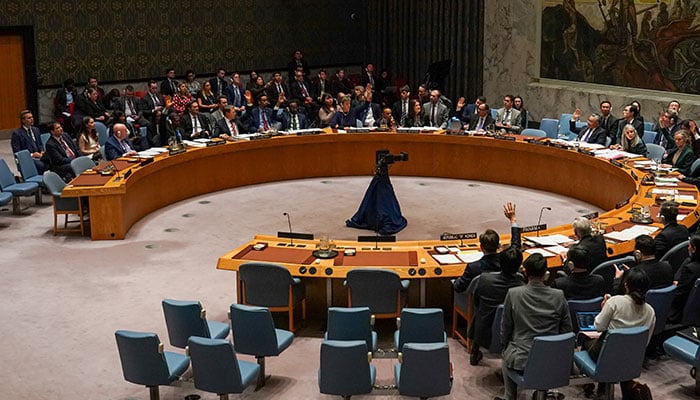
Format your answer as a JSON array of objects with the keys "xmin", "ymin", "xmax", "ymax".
[{"xmin": 576, "ymin": 311, "xmax": 599, "ymax": 332}]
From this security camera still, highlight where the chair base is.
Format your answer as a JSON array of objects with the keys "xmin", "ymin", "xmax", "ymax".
[
  {"xmin": 148, "ymin": 385, "xmax": 159, "ymax": 400},
  {"xmin": 255, "ymin": 356, "xmax": 271, "ymax": 390}
]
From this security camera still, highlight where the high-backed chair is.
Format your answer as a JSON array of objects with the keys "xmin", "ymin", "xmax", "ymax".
[
  {"xmin": 114, "ymin": 330, "xmax": 190, "ymax": 400},
  {"xmin": 660, "ymin": 240, "xmax": 689, "ymax": 274},
  {"xmin": 319, "ymin": 339, "xmax": 376, "ymax": 399},
  {"xmin": 573, "ymin": 327, "xmax": 649, "ymax": 400},
  {"xmin": 229, "ymin": 303, "xmax": 294, "ymax": 389},
  {"xmin": 568, "ymin": 297, "xmax": 603, "ymax": 333},
  {"xmin": 43, "ymin": 171, "xmax": 88, "ymax": 235},
  {"xmin": 558, "ymin": 113, "xmax": 573, "ymax": 135},
  {"xmin": 394, "ymin": 342, "xmax": 452, "ymax": 399},
  {"xmin": 40, "ymin": 133, "xmax": 50, "ymax": 149},
  {"xmin": 489, "ymin": 304, "xmax": 506, "ymax": 353},
  {"xmin": 646, "ymin": 285, "xmax": 677, "ymax": 335},
  {"xmin": 591, "ymin": 256, "xmax": 635, "ymax": 294},
  {"xmin": 646, "ymin": 143, "xmax": 665, "ymax": 163},
  {"xmin": 325, "ymin": 307, "xmax": 377, "ymax": 352},
  {"xmin": 452, "ymin": 274, "xmax": 480, "ymax": 347},
  {"xmin": 394, "ymin": 308, "xmax": 447, "ymax": 352},
  {"xmin": 70, "ymin": 155, "xmax": 95, "ymax": 176},
  {"xmin": 521, "ymin": 128, "xmax": 547, "ymax": 138},
  {"xmin": 643, "ymin": 121, "xmax": 654, "ymax": 131},
  {"xmin": 345, "ymin": 268, "xmax": 409, "ymax": 319},
  {"xmin": 238, "ymin": 262, "xmax": 306, "ymax": 332},
  {"xmin": 14, "ymin": 150, "xmax": 45, "ymax": 204},
  {"xmin": 539, "ymin": 118, "xmax": 559, "ymax": 139},
  {"xmin": 506, "ymin": 332, "xmax": 575, "ymax": 400},
  {"xmin": 691, "ymin": 159, "xmax": 700, "ymax": 176},
  {"xmin": 642, "ymin": 130, "xmax": 657, "ymax": 144},
  {"xmin": 663, "ymin": 335, "xmax": 700, "ymax": 395},
  {"xmin": 0, "ymin": 158, "xmax": 40, "ymax": 214},
  {"xmin": 95, "ymin": 120, "xmax": 109, "ymax": 145},
  {"xmin": 161, "ymin": 299, "xmax": 230, "ymax": 349},
  {"xmin": 186, "ymin": 336, "xmax": 260, "ymax": 399}
]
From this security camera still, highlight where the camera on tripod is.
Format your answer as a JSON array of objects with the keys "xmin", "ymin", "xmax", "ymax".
[{"xmin": 375, "ymin": 150, "xmax": 409, "ymax": 175}]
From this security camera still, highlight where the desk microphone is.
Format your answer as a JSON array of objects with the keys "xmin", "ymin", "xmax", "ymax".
[
  {"xmin": 283, "ymin": 212, "xmax": 293, "ymax": 246},
  {"xmin": 110, "ymin": 160, "xmax": 122, "ymax": 182},
  {"xmin": 537, "ymin": 207, "xmax": 551, "ymax": 237},
  {"xmin": 442, "ymin": 231, "xmax": 464, "ymax": 247}
]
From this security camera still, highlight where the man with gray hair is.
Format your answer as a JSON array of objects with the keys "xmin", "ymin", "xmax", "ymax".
[
  {"xmin": 570, "ymin": 108, "xmax": 608, "ymax": 145},
  {"xmin": 570, "ymin": 216, "xmax": 608, "ymax": 271}
]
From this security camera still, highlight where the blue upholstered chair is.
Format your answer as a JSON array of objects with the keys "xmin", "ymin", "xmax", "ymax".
[
  {"xmin": 40, "ymin": 133, "xmax": 50, "ymax": 149},
  {"xmin": 43, "ymin": 171, "xmax": 88, "ymax": 235},
  {"xmin": 0, "ymin": 158, "xmax": 40, "ymax": 215},
  {"xmin": 663, "ymin": 279, "xmax": 700, "ymax": 395},
  {"xmin": 114, "ymin": 330, "xmax": 190, "ymax": 400},
  {"xmin": 394, "ymin": 342, "xmax": 452, "ymax": 399},
  {"xmin": 161, "ymin": 299, "xmax": 230, "ymax": 349},
  {"xmin": 591, "ymin": 256, "xmax": 635, "ymax": 294},
  {"xmin": 451, "ymin": 274, "xmax": 480, "ymax": 347},
  {"xmin": 14, "ymin": 150, "xmax": 46, "ymax": 198},
  {"xmin": 345, "ymin": 268, "xmax": 409, "ymax": 319},
  {"xmin": 642, "ymin": 130, "xmax": 657, "ymax": 144},
  {"xmin": 573, "ymin": 327, "xmax": 649, "ymax": 400},
  {"xmin": 659, "ymin": 240, "xmax": 689, "ymax": 275},
  {"xmin": 95, "ymin": 120, "xmax": 109, "ymax": 145},
  {"xmin": 643, "ymin": 121, "xmax": 654, "ymax": 131},
  {"xmin": 539, "ymin": 118, "xmax": 559, "ymax": 139},
  {"xmin": 187, "ymin": 336, "xmax": 260, "ymax": 399},
  {"xmin": 521, "ymin": 128, "xmax": 547, "ymax": 138},
  {"xmin": 70, "ymin": 155, "xmax": 95, "ymax": 176},
  {"xmin": 0, "ymin": 191, "xmax": 12, "ymax": 208},
  {"xmin": 394, "ymin": 307, "xmax": 447, "ymax": 352},
  {"xmin": 691, "ymin": 159, "xmax": 700, "ymax": 176},
  {"xmin": 646, "ymin": 285, "xmax": 677, "ymax": 335},
  {"xmin": 558, "ymin": 113, "xmax": 573, "ymax": 135},
  {"xmin": 229, "ymin": 303, "xmax": 294, "ymax": 389},
  {"xmin": 568, "ymin": 297, "xmax": 603, "ymax": 333},
  {"xmin": 325, "ymin": 307, "xmax": 377, "ymax": 352},
  {"xmin": 646, "ymin": 143, "xmax": 665, "ymax": 163},
  {"xmin": 238, "ymin": 262, "xmax": 306, "ymax": 332},
  {"xmin": 318, "ymin": 339, "xmax": 376, "ymax": 399},
  {"xmin": 489, "ymin": 304, "xmax": 506, "ymax": 353},
  {"xmin": 506, "ymin": 332, "xmax": 576, "ymax": 400}
]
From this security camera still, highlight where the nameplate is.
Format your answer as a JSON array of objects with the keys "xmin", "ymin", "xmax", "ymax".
[
  {"xmin": 249, "ymin": 135, "xmax": 269, "ymax": 140},
  {"xmin": 295, "ymin": 130, "xmax": 323, "ymax": 136},
  {"xmin": 357, "ymin": 235, "xmax": 396, "ymax": 243},
  {"xmin": 577, "ymin": 148, "xmax": 595, "ymax": 156},
  {"xmin": 582, "ymin": 211, "xmax": 599, "ymax": 220},
  {"xmin": 277, "ymin": 231, "xmax": 314, "ymax": 240},
  {"xmin": 615, "ymin": 198, "xmax": 630, "ymax": 209},
  {"xmin": 440, "ymin": 232, "xmax": 477, "ymax": 241},
  {"xmin": 549, "ymin": 143, "xmax": 570, "ymax": 150},
  {"xmin": 206, "ymin": 140, "xmax": 226, "ymax": 147},
  {"xmin": 445, "ymin": 130, "xmax": 466, "ymax": 136},
  {"xmin": 609, "ymin": 159, "xmax": 626, "ymax": 168},
  {"xmin": 169, "ymin": 147, "xmax": 186, "ymax": 156},
  {"xmin": 521, "ymin": 224, "xmax": 547, "ymax": 233},
  {"xmin": 527, "ymin": 139, "xmax": 549, "ymax": 146},
  {"xmin": 139, "ymin": 158, "xmax": 154, "ymax": 167},
  {"xmin": 123, "ymin": 169, "xmax": 132, "ymax": 179},
  {"xmin": 630, "ymin": 170, "xmax": 638, "ymax": 181},
  {"xmin": 494, "ymin": 135, "xmax": 516, "ymax": 141}
]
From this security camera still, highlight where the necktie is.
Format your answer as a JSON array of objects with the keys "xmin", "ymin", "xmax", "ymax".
[
  {"xmin": 234, "ymin": 87, "xmax": 241, "ymax": 105},
  {"xmin": 504, "ymin": 110, "xmax": 510, "ymax": 124},
  {"xmin": 401, "ymin": 102, "xmax": 408, "ymax": 125},
  {"xmin": 127, "ymin": 99, "xmax": 135, "ymax": 114},
  {"xmin": 170, "ymin": 80, "xmax": 175, "ymax": 93},
  {"xmin": 292, "ymin": 114, "xmax": 298, "ymax": 130},
  {"xmin": 431, "ymin": 104, "xmax": 436, "ymax": 126},
  {"xmin": 121, "ymin": 139, "xmax": 132, "ymax": 153},
  {"xmin": 192, "ymin": 116, "xmax": 198, "ymax": 133},
  {"xmin": 229, "ymin": 120, "xmax": 237, "ymax": 135},
  {"xmin": 26, "ymin": 128, "xmax": 36, "ymax": 149},
  {"xmin": 61, "ymin": 137, "xmax": 75, "ymax": 158},
  {"xmin": 262, "ymin": 110, "xmax": 269, "ymax": 130},
  {"xmin": 300, "ymin": 82, "xmax": 308, "ymax": 97},
  {"xmin": 277, "ymin": 83, "xmax": 283, "ymax": 95},
  {"xmin": 152, "ymin": 94, "xmax": 160, "ymax": 106},
  {"xmin": 581, "ymin": 129, "xmax": 591, "ymax": 142},
  {"xmin": 477, "ymin": 117, "xmax": 484, "ymax": 130}
]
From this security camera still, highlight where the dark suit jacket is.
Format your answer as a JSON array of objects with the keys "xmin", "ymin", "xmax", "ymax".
[
  {"xmin": 267, "ymin": 82, "xmax": 290, "ymax": 102},
  {"xmin": 633, "ymin": 259, "xmax": 674, "ymax": 290},
  {"xmin": 551, "ymin": 272, "xmax": 606, "ymax": 300},
  {"xmin": 160, "ymin": 79, "xmax": 178, "ymax": 97},
  {"xmin": 45, "ymin": 134, "xmax": 82, "ymax": 178},
  {"xmin": 569, "ymin": 121, "xmax": 608, "ymax": 145},
  {"xmin": 329, "ymin": 76, "xmax": 352, "ymax": 96},
  {"xmin": 612, "ymin": 118, "xmax": 644, "ymax": 144},
  {"xmin": 573, "ymin": 235, "xmax": 608, "ymax": 272},
  {"xmin": 75, "ymin": 96, "xmax": 109, "ymax": 120},
  {"xmin": 311, "ymin": 77, "xmax": 329, "ymax": 102},
  {"xmin": 457, "ymin": 103, "xmax": 478, "ymax": 123},
  {"xmin": 663, "ymin": 146, "xmax": 695, "ymax": 175},
  {"xmin": 470, "ymin": 271, "xmax": 524, "ymax": 348},
  {"xmin": 180, "ymin": 113, "xmax": 211, "ymax": 140},
  {"xmin": 208, "ymin": 77, "xmax": 228, "ymax": 97},
  {"xmin": 287, "ymin": 59, "xmax": 309, "ymax": 80},
  {"xmin": 392, "ymin": 99, "xmax": 411, "ymax": 124},
  {"xmin": 214, "ymin": 117, "xmax": 247, "ymax": 137},
  {"xmin": 224, "ymin": 84, "xmax": 246, "ymax": 108},
  {"xmin": 104, "ymin": 135, "xmax": 134, "ymax": 161},
  {"xmin": 599, "ymin": 113, "xmax": 617, "ymax": 133},
  {"xmin": 248, "ymin": 107, "xmax": 276, "ymax": 132},
  {"xmin": 655, "ymin": 222, "xmax": 690, "ymax": 260},
  {"xmin": 289, "ymin": 78, "xmax": 314, "ymax": 102},
  {"xmin": 453, "ymin": 226, "xmax": 521, "ymax": 292},
  {"xmin": 358, "ymin": 102, "xmax": 382, "ymax": 127},
  {"xmin": 468, "ymin": 114, "xmax": 495, "ymax": 131},
  {"xmin": 139, "ymin": 92, "xmax": 165, "ymax": 120},
  {"xmin": 55, "ymin": 88, "xmax": 78, "ymax": 117},
  {"xmin": 11, "ymin": 126, "xmax": 44, "ymax": 154},
  {"xmin": 669, "ymin": 257, "xmax": 700, "ymax": 323},
  {"xmin": 276, "ymin": 111, "xmax": 308, "ymax": 131}
]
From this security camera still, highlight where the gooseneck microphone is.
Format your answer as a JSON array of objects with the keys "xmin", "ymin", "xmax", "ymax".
[
  {"xmin": 536, "ymin": 207, "xmax": 551, "ymax": 237},
  {"xmin": 110, "ymin": 160, "xmax": 122, "ymax": 182},
  {"xmin": 283, "ymin": 212, "xmax": 293, "ymax": 245}
]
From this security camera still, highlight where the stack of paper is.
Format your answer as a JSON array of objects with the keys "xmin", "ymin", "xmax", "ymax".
[{"xmin": 604, "ymin": 225, "xmax": 659, "ymax": 242}]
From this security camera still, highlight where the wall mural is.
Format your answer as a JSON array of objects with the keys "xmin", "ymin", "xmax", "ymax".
[{"xmin": 541, "ymin": 0, "xmax": 700, "ymax": 94}]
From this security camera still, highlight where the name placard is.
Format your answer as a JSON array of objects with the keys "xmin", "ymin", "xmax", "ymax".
[
  {"xmin": 582, "ymin": 211, "xmax": 599, "ymax": 220},
  {"xmin": 615, "ymin": 198, "xmax": 630, "ymax": 209},
  {"xmin": 440, "ymin": 232, "xmax": 477, "ymax": 241},
  {"xmin": 521, "ymin": 224, "xmax": 547, "ymax": 233}
]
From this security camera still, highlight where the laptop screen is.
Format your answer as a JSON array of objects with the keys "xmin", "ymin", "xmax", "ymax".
[{"xmin": 576, "ymin": 311, "xmax": 599, "ymax": 331}]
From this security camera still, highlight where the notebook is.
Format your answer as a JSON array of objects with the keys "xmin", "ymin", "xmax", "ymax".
[{"xmin": 576, "ymin": 311, "xmax": 599, "ymax": 332}]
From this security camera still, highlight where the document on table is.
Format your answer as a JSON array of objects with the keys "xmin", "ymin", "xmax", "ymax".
[
  {"xmin": 431, "ymin": 254, "xmax": 463, "ymax": 264},
  {"xmin": 457, "ymin": 251, "xmax": 484, "ymax": 263},
  {"xmin": 604, "ymin": 225, "xmax": 659, "ymax": 242},
  {"xmin": 524, "ymin": 248, "xmax": 557, "ymax": 257},
  {"xmin": 525, "ymin": 234, "xmax": 573, "ymax": 246}
]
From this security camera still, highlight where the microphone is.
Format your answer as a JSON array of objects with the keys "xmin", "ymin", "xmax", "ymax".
[
  {"xmin": 442, "ymin": 232, "xmax": 464, "ymax": 247},
  {"xmin": 283, "ymin": 212, "xmax": 293, "ymax": 246},
  {"xmin": 536, "ymin": 207, "xmax": 551, "ymax": 236},
  {"xmin": 110, "ymin": 160, "xmax": 122, "ymax": 182}
]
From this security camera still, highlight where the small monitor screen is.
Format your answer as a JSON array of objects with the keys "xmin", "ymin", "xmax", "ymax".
[{"xmin": 576, "ymin": 311, "xmax": 599, "ymax": 332}]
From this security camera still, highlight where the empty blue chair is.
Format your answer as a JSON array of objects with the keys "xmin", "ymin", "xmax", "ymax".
[
  {"xmin": 0, "ymin": 158, "xmax": 40, "ymax": 215},
  {"xmin": 14, "ymin": 150, "xmax": 45, "ymax": 188},
  {"xmin": 660, "ymin": 240, "xmax": 689, "ymax": 275},
  {"xmin": 646, "ymin": 143, "xmax": 665, "ymax": 162},
  {"xmin": 642, "ymin": 130, "xmax": 657, "ymax": 144},
  {"xmin": 490, "ymin": 109, "xmax": 498, "ymax": 121},
  {"xmin": 394, "ymin": 342, "xmax": 452, "ymax": 399},
  {"xmin": 44, "ymin": 171, "xmax": 88, "ymax": 235},
  {"xmin": 319, "ymin": 340, "xmax": 376, "ymax": 399},
  {"xmin": 70, "ymin": 155, "xmax": 95, "ymax": 176},
  {"xmin": 40, "ymin": 133, "xmax": 50, "ymax": 149},
  {"xmin": 162, "ymin": 299, "xmax": 230, "ymax": 349},
  {"xmin": 452, "ymin": 274, "xmax": 480, "ymax": 347},
  {"xmin": 346, "ymin": 268, "xmax": 409, "ymax": 319},
  {"xmin": 644, "ymin": 121, "xmax": 654, "ymax": 131},
  {"xmin": 187, "ymin": 336, "xmax": 260, "ymax": 399},
  {"xmin": 558, "ymin": 113, "xmax": 573, "ymax": 135},
  {"xmin": 521, "ymin": 128, "xmax": 547, "ymax": 138},
  {"xmin": 568, "ymin": 297, "xmax": 603, "ymax": 333},
  {"xmin": 663, "ymin": 335, "xmax": 700, "ymax": 395},
  {"xmin": 573, "ymin": 327, "xmax": 649, "ymax": 399},
  {"xmin": 325, "ymin": 307, "xmax": 377, "ymax": 352},
  {"xmin": 506, "ymin": 332, "xmax": 576, "ymax": 400},
  {"xmin": 114, "ymin": 330, "xmax": 190, "ymax": 400},
  {"xmin": 394, "ymin": 308, "xmax": 447, "ymax": 352},
  {"xmin": 646, "ymin": 285, "xmax": 677, "ymax": 335},
  {"xmin": 0, "ymin": 191, "xmax": 11, "ymax": 208},
  {"xmin": 539, "ymin": 118, "xmax": 559, "ymax": 139},
  {"xmin": 229, "ymin": 303, "xmax": 294, "ymax": 389},
  {"xmin": 95, "ymin": 120, "xmax": 109, "ymax": 145}
]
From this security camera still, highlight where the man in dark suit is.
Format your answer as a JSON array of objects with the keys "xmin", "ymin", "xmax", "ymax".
[
  {"xmin": 224, "ymin": 72, "xmax": 246, "ymax": 112},
  {"xmin": 160, "ymin": 68, "xmax": 178, "ymax": 97},
  {"xmin": 289, "ymin": 70, "xmax": 317, "ymax": 122},
  {"xmin": 467, "ymin": 103, "xmax": 496, "ymax": 131},
  {"xmin": 74, "ymin": 87, "xmax": 110, "ymax": 126},
  {"xmin": 113, "ymin": 85, "xmax": 148, "ymax": 127},
  {"xmin": 329, "ymin": 69, "xmax": 352, "ymax": 97},
  {"xmin": 311, "ymin": 70, "xmax": 330, "ymax": 105},
  {"xmin": 455, "ymin": 96, "xmax": 486, "ymax": 124},
  {"xmin": 276, "ymin": 99, "xmax": 308, "ymax": 131},
  {"xmin": 611, "ymin": 104, "xmax": 644, "ymax": 144},
  {"xmin": 498, "ymin": 253, "xmax": 572, "ymax": 400},
  {"xmin": 625, "ymin": 235, "xmax": 674, "ymax": 290},
  {"xmin": 54, "ymin": 78, "xmax": 78, "ymax": 121},
  {"xmin": 598, "ymin": 100, "xmax": 617, "ymax": 135},
  {"xmin": 669, "ymin": 233, "xmax": 700, "ymax": 323},
  {"xmin": 286, "ymin": 49, "xmax": 310, "ymax": 81},
  {"xmin": 570, "ymin": 217, "xmax": 608, "ymax": 271},
  {"xmin": 551, "ymin": 246, "xmax": 606, "ymax": 300},
  {"xmin": 139, "ymin": 81, "xmax": 165, "ymax": 121},
  {"xmin": 105, "ymin": 123, "xmax": 138, "ymax": 161},
  {"xmin": 45, "ymin": 122, "xmax": 82, "ymax": 181},
  {"xmin": 655, "ymin": 200, "xmax": 690, "ymax": 259},
  {"xmin": 653, "ymin": 109, "xmax": 680, "ymax": 150},
  {"xmin": 391, "ymin": 85, "xmax": 411, "ymax": 126},
  {"xmin": 11, "ymin": 110, "xmax": 47, "ymax": 173},
  {"xmin": 209, "ymin": 68, "xmax": 228, "ymax": 97},
  {"xmin": 267, "ymin": 72, "xmax": 289, "ymax": 103},
  {"xmin": 180, "ymin": 100, "xmax": 211, "ymax": 140},
  {"xmin": 569, "ymin": 109, "xmax": 608, "ymax": 145},
  {"xmin": 214, "ymin": 106, "xmax": 247, "ymax": 139},
  {"xmin": 249, "ymin": 93, "xmax": 278, "ymax": 133}
]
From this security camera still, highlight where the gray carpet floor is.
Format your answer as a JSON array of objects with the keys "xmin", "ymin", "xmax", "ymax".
[{"xmin": 0, "ymin": 139, "xmax": 696, "ymax": 400}]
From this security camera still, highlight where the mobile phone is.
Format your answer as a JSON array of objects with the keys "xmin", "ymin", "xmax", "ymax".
[{"xmin": 614, "ymin": 264, "xmax": 625, "ymax": 271}]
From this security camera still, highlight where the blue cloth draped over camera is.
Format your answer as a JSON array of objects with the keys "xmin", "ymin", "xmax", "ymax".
[{"xmin": 346, "ymin": 171, "xmax": 407, "ymax": 235}]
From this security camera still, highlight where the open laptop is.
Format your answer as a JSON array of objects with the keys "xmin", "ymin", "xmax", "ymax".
[{"xmin": 576, "ymin": 311, "xmax": 599, "ymax": 332}]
